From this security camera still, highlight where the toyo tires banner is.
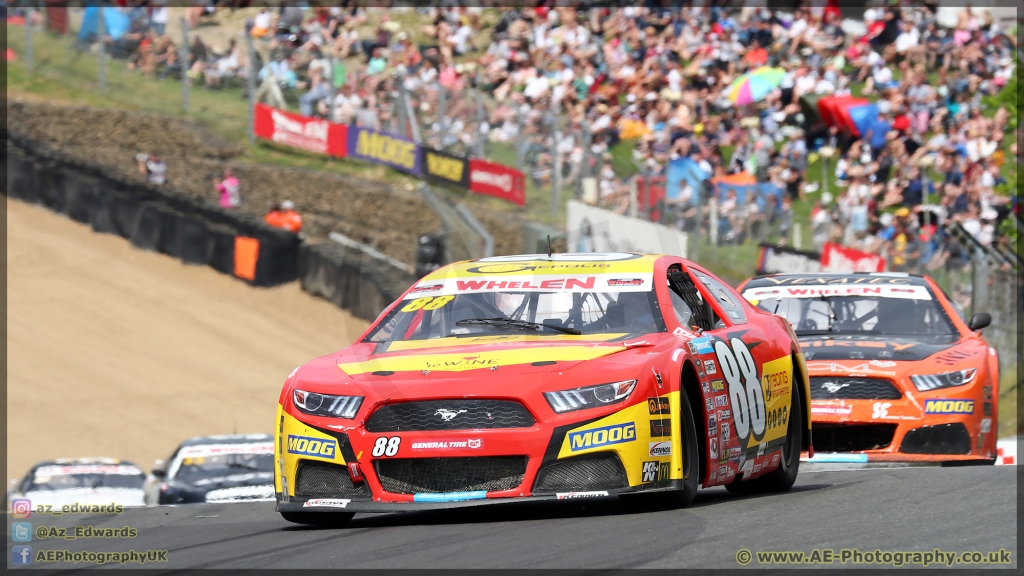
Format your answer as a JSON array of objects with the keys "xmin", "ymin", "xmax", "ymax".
[
  {"xmin": 468, "ymin": 159, "xmax": 525, "ymax": 206},
  {"xmin": 253, "ymin": 104, "xmax": 348, "ymax": 158}
]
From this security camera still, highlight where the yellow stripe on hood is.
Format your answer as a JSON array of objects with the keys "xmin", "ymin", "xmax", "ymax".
[
  {"xmin": 384, "ymin": 333, "xmax": 629, "ymax": 352},
  {"xmin": 338, "ymin": 345, "xmax": 626, "ymax": 375}
]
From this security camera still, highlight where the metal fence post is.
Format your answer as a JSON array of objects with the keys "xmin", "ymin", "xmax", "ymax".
[
  {"xmin": 180, "ymin": 18, "xmax": 190, "ymax": 113},
  {"xmin": 399, "ymin": 76, "xmax": 421, "ymax": 143},
  {"xmin": 579, "ymin": 121, "xmax": 591, "ymax": 197},
  {"xmin": 514, "ymin": 105, "xmax": 525, "ymax": 171},
  {"xmin": 97, "ymin": 7, "xmax": 106, "ymax": 91},
  {"xmin": 327, "ymin": 55, "xmax": 336, "ymax": 122},
  {"xmin": 473, "ymin": 90, "xmax": 487, "ymax": 158},
  {"xmin": 436, "ymin": 81, "xmax": 447, "ymax": 148},
  {"xmin": 25, "ymin": 8, "xmax": 33, "ymax": 73},
  {"xmin": 245, "ymin": 32, "xmax": 256, "ymax": 143},
  {"xmin": 970, "ymin": 247, "xmax": 989, "ymax": 317},
  {"xmin": 551, "ymin": 101, "xmax": 562, "ymax": 219}
]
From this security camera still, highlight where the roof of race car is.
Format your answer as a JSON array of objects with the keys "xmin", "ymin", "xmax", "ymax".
[
  {"xmin": 423, "ymin": 253, "xmax": 659, "ymax": 278},
  {"xmin": 745, "ymin": 272, "xmax": 930, "ymax": 288},
  {"xmin": 178, "ymin": 434, "xmax": 273, "ymax": 447},
  {"xmin": 30, "ymin": 458, "xmax": 142, "ymax": 473}
]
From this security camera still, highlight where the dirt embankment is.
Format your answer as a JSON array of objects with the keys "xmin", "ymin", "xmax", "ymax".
[
  {"xmin": 6, "ymin": 100, "xmax": 524, "ymax": 265},
  {"xmin": 6, "ymin": 198, "xmax": 369, "ymax": 480}
]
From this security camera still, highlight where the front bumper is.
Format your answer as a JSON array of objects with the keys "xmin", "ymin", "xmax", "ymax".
[{"xmin": 273, "ymin": 393, "xmax": 686, "ymax": 510}]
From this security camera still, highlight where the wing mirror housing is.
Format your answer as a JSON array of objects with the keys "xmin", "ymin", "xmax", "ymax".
[
  {"xmin": 968, "ymin": 313, "xmax": 991, "ymax": 331},
  {"xmin": 151, "ymin": 459, "xmax": 166, "ymax": 479}
]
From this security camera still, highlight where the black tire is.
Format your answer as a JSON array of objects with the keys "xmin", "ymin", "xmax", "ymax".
[
  {"xmin": 726, "ymin": 363, "xmax": 803, "ymax": 495},
  {"xmin": 941, "ymin": 458, "xmax": 997, "ymax": 467},
  {"xmin": 280, "ymin": 511, "xmax": 354, "ymax": 527},
  {"xmin": 646, "ymin": 384, "xmax": 701, "ymax": 508}
]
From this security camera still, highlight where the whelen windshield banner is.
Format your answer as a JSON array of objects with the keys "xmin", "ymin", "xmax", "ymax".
[
  {"xmin": 253, "ymin": 104, "xmax": 348, "ymax": 158},
  {"xmin": 468, "ymin": 159, "xmax": 526, "ymax": 206},
  {"xmin": 421, "ymin": 147, "xmax": 470, "ymax": 189},
  {"xmin": 347, "ymin": 126, "xmax": 421, "ymax": 175}
]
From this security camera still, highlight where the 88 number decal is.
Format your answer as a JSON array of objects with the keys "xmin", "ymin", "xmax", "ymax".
[
  {"xmin": 714, "ymin": 338, "xmax": 766, "ymax": 445},
  {"xmin": 372, "ymin": 436, "xmax": 401, "ymax": 457}
]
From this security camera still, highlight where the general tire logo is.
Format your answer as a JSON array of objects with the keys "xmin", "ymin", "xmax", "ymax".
[{"xmin": 714, "ymin": 338, "xmax": 767, "ymax": 448}]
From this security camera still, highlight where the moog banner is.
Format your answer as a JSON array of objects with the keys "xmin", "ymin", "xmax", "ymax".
[
  {"xmin": 347, "ymin": 126, "xmax": 421, "ymax": 175},
  {"xmin": 820, "ymin": 242, "xmax": 886, "ymax": 273},
  {"xmin": 468, "ymin": 159, "xmax": 525, "ymax": 206},
  {"xmin": 756, "ymin": 243, "xmax": 822, "ymax": 275},
  {"xmin": 253, "ymin": 104, "xmax": 348, "ymax": 157},
  {"xmin": 421, "ymin": 147, "xmax": 469, "ymax": 189}
]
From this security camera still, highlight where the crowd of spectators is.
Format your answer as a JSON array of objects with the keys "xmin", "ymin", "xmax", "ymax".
[{"xmin": 55, "ymin": 2, "xmax": 1018, "ymax": 271}]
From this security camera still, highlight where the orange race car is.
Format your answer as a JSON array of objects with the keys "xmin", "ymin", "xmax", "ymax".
[{"xmin": 738, "ymin": 273, "xmax": 999, "ymax": 465}]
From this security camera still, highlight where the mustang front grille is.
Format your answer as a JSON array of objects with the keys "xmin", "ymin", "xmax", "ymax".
[
  {"xmin": 295, "ymin": 461, "xmax": 371, "ymax": 498},
  {"xmin": 374, "ymin": 457, "xmax": 527, "ymax": 494},
  {"xmin": 365, "ymin": 399, "xmax": 535, "ymax": 432},
  {"xmin": 812, "ymin": 424, "xmax": 898, "ymax": 452},
  {"xmin": 809, "ymin": 377, "xmax": 902, "ymax": 400},
  {"xmin": 533, "ymin": 453, "xmax": 629, "ymax": 493}
]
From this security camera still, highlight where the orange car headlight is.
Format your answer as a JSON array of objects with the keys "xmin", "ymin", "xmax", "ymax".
[{"xmin": 911, "ymin": 368, "xmax": 977, "ymax": 392}]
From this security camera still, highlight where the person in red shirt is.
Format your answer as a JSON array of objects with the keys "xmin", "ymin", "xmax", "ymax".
[{"xmin": 265, "ymin": 200, "xmax": 303, "ymax": 233}]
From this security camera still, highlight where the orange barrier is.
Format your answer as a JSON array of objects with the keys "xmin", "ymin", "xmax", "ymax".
[{"xmin": 234, "ymin": 237, "xmax": 260, "ymax": 282}]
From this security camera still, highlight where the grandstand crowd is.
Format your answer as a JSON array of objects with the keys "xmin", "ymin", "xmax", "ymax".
[{"xmin": 28, "ymin": 2, "xmax": 1019, "ymax": 271}]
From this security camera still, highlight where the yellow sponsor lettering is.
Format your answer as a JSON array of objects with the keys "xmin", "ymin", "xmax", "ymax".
[
  {"xmin": 356, "ymin": 131, "xmax": 415, "ymax": 169},
  {"xmin": 426, "ymin": 153, "xmax": 464, "ymax": 181}
]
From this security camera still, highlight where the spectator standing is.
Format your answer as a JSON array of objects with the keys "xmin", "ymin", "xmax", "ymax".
[
  {"xmin": 215, "ymin": 169, "xmax": 241, "ymax": 209},
  {"xmin": 300, "ymin": 70, "xmax": 331, "ymax": 117},
  {"xmin": 136, "ymin": 152, "xmax": 167, "ymax": 185},
  {"xmin": 265, "ymin": 200, "xmax": 303, "ymax": 233},
  {"xmin": 864, "ymin": 112, "xmax": 891, "ymax": 159}
]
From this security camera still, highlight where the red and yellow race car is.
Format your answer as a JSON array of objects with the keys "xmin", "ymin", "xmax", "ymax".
[
  {"xmin": 739, "ymin": 272, "xmax": 999, "ymax": 465},
  {"xmin": 274, "ymin": 253, "xmax": 812, "ymax": 526}
]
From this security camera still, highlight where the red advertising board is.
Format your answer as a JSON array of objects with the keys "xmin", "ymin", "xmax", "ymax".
[
  {"xmin": 468, "ymin": 159, "xmax": 525, "ymax": 207},
  {"xmin": 820, "ymin": 242, "xmax": 886, "ymax": 273},
  {"xmin": 253, "ymin": 104, "xmax": 347, "ymax": 158}
]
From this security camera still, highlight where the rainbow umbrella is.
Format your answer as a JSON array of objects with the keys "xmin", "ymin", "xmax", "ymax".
[{"xmin": 727, "ymin": 67, "xmax": 785, "ymax": 106}]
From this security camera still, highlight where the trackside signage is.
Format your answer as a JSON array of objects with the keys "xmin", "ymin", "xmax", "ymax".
[
  {"xmin": 468, "ymin": 158, "xmax": 525, "ymax": 206},
  {"xmin": 566, "ymin": 201, "xmax": 688, "ymax": 258},
  {"xmin": 421, "ymin": 147, "xmax": 470, "ymax": 188},
  {"xmin": 347, "ymin": 126, "xmax": 421, "ymax": 175},
  {"xmin": 404, "ymin": 273, "xmax": 655, "ymax": 298},
  {"xmin": 253, "ymin": 104, "xmax": 348, "ymax": 157}
]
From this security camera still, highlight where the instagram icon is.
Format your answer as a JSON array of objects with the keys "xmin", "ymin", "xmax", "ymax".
[{"xmin": 11, "ymin": 498, "xmax": 32, "ymax": 518}]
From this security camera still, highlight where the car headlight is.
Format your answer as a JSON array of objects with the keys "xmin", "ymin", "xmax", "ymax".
[
  {"xmin": 544, "ymin": 380, "xmax": 637, "ymax": 414},
  {"xmin": 911, "ymin": 368, "xmax": 977, "ymax": 392},
  {"xmin": 293, "ymin": 389, "xmax": 363, "ymax": 418}
]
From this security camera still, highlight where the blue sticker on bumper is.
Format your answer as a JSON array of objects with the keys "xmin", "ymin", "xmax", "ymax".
[
  {"xmin": 413, "ymin": 491, "xmax": 488, "ymax": 503},
  {"xmin": 803, "ymin": 453, "xmax": 869, "ymax": 463}
]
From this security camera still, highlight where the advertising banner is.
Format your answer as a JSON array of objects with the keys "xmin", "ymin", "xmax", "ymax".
[
  {"xmin": 756, "ymin": 243, "xmax": 822, "ymax": 275},
  {"xmin": 420, "ymin": 147, "xmax": 470, "ymax": 189},
  {"xmin": 820, "ymin": 242, "xmax": 887, "ymax": 273},
  {"xmin": 347, "ymin": 126, "xmax": 421, "ymax": 175},
  {"xmin": 253, "ymin": 104, "xmax": 348, "ymax": 157},
  {"xmin": 468, "ymin": 159, "xmax": 525, "ymax": 206},
  {"xmin": 566, "ymin": 200, "xmax": 687, "ymax": 258}
]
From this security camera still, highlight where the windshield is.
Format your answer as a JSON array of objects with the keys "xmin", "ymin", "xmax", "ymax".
[
  {"xmin": 742, "ymin": 284, "xmax": 958, "ymax": 339},
  {"xmin": 170, "ymin": 453, "xmax": 274, "ymax": 484},
  {"xmin": 366, "ymin": 289, "xmax": 666, "ymax": 342},
  {"xmin": 29, "ymin": 465, "xmax": 144, "ymax": 491}
]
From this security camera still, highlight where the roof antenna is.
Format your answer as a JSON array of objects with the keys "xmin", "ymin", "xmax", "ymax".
[{"xmin": 546, "ymin": 235, "xmax": 553, "ymax": 258}]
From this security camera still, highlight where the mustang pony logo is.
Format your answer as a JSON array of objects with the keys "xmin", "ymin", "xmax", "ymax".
[
  {"xmin": 820, "ymin": 380, "xmax": 850, "ymax": 394},
  {"xmin": 435, "ymin": 409, "xmax": 468, "ymax": 421}
]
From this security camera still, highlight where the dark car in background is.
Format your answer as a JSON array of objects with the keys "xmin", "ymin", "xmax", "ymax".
[{"xmin": 144, "ymin": 434, "xmax": 275, "ymax": 505}]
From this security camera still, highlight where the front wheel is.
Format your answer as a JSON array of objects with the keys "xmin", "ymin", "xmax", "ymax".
[
  {"xmin": 645, "ymin": 385, "xmax": 701, "ymax": 509},
  {"xmin": 726, "ymin": 364, "xmax": 803, "ymax": 495},
  {"xmin": 280, "ymin": 511, "xmax": 354, "ymax": 527}
]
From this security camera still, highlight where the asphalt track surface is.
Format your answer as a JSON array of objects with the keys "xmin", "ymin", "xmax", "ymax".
[{"xmin": 8, "ymin": 466, "xmax": 1016, "ymax": 569}]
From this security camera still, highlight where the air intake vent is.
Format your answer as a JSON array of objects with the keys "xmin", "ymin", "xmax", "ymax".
[
  {"xmin": 374, "ymin": 457, "xmax": 527, "ymax": 494},
  {"xmin": 900, "ymin": 423, "xmax": 972, "ymax": 455},
  {"xmin": 812, "ymin": 424, "xmax": 898, "ymax": 452},
  {"xmin": 533, "ymin": 454, "xmax": 629, "ymax": 493},
  {"xmin": 809, "ymin": 377, "xmax": 902, "ymax": 400},
  {"xmin": 295, "ymin": 461, "xmax": 371, "ymax": 498}
]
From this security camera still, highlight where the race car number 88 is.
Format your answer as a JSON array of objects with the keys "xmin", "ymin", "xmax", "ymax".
[
  {"xmin": 714, "ymin": 338, "xmax": 766, "ymax": 444},
  {"xmin": 372, "ymin": 437, "xmax": 401, "ymax": 457}
]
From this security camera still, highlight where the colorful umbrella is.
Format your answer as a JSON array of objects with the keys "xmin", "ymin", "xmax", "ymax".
[{"xmin": 727, "ymin": 67, "xmax": 785, "ymax": 106}]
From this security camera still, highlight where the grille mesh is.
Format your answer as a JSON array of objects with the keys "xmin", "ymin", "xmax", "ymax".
[
  {"xmin": 533, "ymin": 454, "xmax": 629, "ymax": 493},
  {"xmin": 900, "ymin": 423, "xmax": 972, "ymax": 455},
  {"xmin": 374, "ymin": 457, "xmax": 527, "ymax": 494},
  {"xmin": 809, "ymin": 377, "xmax": 902, "ymax": 400},
  {"xmin": 295, "ymin": 461, "xmax": 371, "ymax": 498},
  {"xmin": 365, "ymin": 400, "xmax": 535, "ymax": 432},
  {"xmin": 812, "ymin": 424, "xmax": 898, "ymax": 452}
]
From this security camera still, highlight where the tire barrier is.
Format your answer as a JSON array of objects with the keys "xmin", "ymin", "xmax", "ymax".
[
  {"xmin": 5, "ymin": 132, "xmax": 300, "ymax": 287},
  {"xmin": 300, "ymin": 242, "xmax": 417, "ymax": 323}
]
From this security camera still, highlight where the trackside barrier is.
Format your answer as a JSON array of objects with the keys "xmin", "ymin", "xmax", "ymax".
[
  {"xmin": 5, "ymin": 133, "xmax": 299, "ymax": 287},
  {"xmin": 299, "ymin": 242, "xmax": 416, "ymax": 323}
]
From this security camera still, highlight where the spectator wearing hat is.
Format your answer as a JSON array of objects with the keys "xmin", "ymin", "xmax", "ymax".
[{"xmin": 265, "ymin": 200, "xmax": 303, "ymax": 233}]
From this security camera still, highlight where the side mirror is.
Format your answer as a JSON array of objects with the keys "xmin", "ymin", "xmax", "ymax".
[
  {"xmin": 151, "ymin": 459, "xmax": 166, "ymax": 479},
  {"xmin": 968, "ymin": 313, "xmax": 991, "ymax": 331}
]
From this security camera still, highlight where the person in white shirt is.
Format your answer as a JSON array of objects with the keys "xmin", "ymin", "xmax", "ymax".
[{"xmin": 890, "ymin": 20, "xmax": 924, "ymax": 66}]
